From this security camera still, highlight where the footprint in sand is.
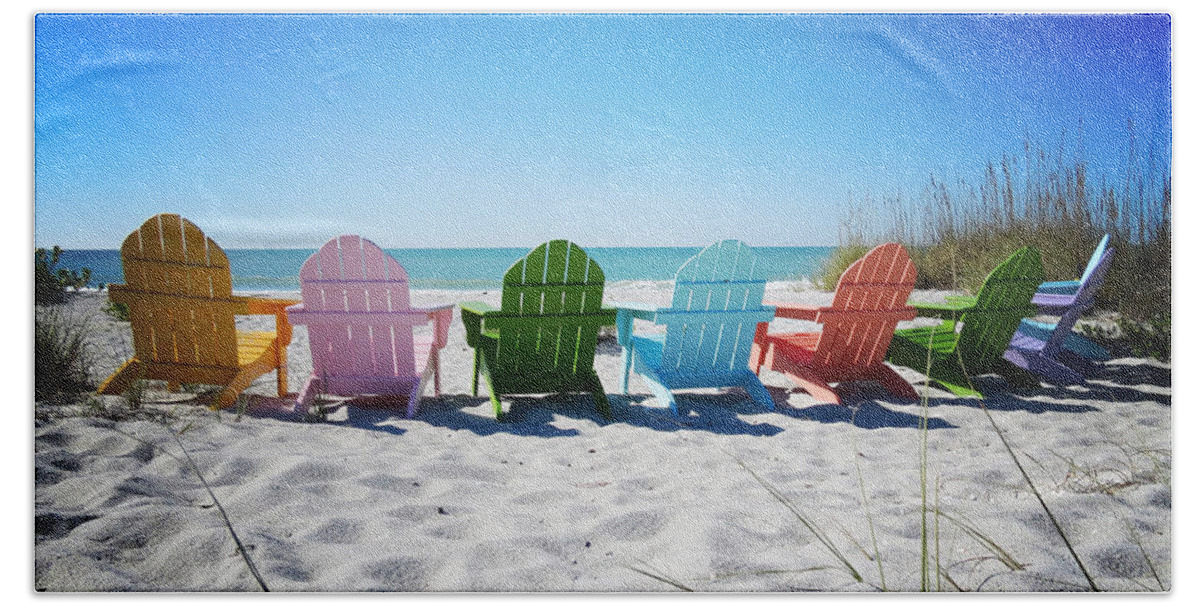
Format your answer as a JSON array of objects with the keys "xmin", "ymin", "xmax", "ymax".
[
  {"xmin": 277, "ymin": 462, "xmax": 352, "ymax": 485},
  {"xmin": 35, "ymin": 512, "xmax": 98, "ymax": 540},
  {"xmin": 591, "ymin": 510, "xmax": 666, "ymax": 541},
  {"xmin": 362, "ymin": 556, "xmax": 433, "ymax": 591},
  {"xmin": 356, "ymin": 473, "xmax": 425, "ymax": 496},
  {"xmin": 305, "ymin": 518, "xmax": 363, "ymax": 544},
  {"xmin": 209, "ymin": 457, "xmax": 257, "ymax": 486}
]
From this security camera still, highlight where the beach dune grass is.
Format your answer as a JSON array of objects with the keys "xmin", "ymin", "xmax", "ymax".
[
  {"xmin": 35, "ymin": 306, "xmax": 95, "ymax": 400},
  {"xmin": 823, "ymin": 139, "xmax": 1169, "ymax": 359}
]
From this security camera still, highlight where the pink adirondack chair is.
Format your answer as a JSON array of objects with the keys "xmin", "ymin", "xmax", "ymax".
[
  {"xmin": 750, "ymin": 242, "xmax": 919, "ymax": 404},
  {"xmin": 286, "ymin": 235, "xmax": 453, "ymax": 418}
]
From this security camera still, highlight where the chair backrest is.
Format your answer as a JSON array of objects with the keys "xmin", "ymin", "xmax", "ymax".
[
  {"xmin": 809, "ymin": 242, "xmax": 918, "ymax": 370},
  {"xmin": 491, "ymin": 240, "xmax": 607, "ymax": 381},
  {"xmin": 114, "ymin": 213, "xmax": 240, "ymax": 370},
  {"xmin": 1044, "ymin": 247, "xmax": 1114, "ymax": 355},
  {"xmin": 1080, "ymin": 234, "xmax": 1112, "ymax": 283},
  {"xmin": 658, "ymin": 240, "xmax": 771, "ymax": 375},
  {"xmin": 297, "ymin": 235, "xmax": 421, "ymax": 380},
  {"xmin": 958, "ymin": 247, "xmax": 1044, "ymax": 371}
]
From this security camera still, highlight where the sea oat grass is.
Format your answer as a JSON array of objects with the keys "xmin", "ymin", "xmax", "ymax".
[
  {"xmin": 34, "ymin": 306, "xmax": 95, "ymax": 400},
  {"xmin": 829, "ymin": 137, "xmax": 1169, "ymax": 340}
]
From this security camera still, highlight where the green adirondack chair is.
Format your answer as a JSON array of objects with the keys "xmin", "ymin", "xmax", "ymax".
[
  {"xmin": 461, "ymin": 240, "xmax": 617, "ymax": 420},
  {"xmin": 886, "ymin": 247, "xmax": 1045, "ymax": 398}
]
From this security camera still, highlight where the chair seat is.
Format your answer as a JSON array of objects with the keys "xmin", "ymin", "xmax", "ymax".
[
  {"xmin": 235, "ymin": 330, "xmax": 278, "ymax": 366},
  {"xmin": 764, "ymin": 332, "xmax": 820, "ymax": 366},
  {"xmin": 891, "ymin": 323, "xmax": 959, "ymax": 356},
  {"xmin": 1038, "ymin": 279, "xmax": 1082, "ymax": 295},
  {"xmin": 1007, "ymin": 329, "xmax": 1047, "ymax": 353}
]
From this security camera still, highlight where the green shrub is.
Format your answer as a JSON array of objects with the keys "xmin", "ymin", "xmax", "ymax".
[
  {"xmin": 35, "ymin": 246, "xmax": 92, "ymax": 305},
  {"xmin": 102, "ymin": 298, "xmax": 130, "ymax": 321},
  {"xmin": 34, "ymin": 307, "xmax": 94, "ymax": 400}
]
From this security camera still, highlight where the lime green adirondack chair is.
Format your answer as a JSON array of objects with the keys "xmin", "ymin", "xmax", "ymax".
[
  {"xmin": 886, "ymin": 247, "xmax": 1045, "ymax": 398},
  {"xmin": 461, "ymin": 240, "xmax": 617, "ymax": 420}
]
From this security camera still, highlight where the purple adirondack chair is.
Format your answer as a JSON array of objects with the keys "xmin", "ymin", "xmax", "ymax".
[
  {"xmin": 1003, "ymin": 247, "xmax": 1115, "ymax": 385},
  {"xmin": 286, "ymin": 235, "xmax": 453, "ymax": 418}
]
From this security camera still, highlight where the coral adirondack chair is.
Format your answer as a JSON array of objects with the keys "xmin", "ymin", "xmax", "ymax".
[
  {"xmin": 1020, "ymin": 236, "xmax": 1115, "ymax": 360},
  {"xmin": 461, "ymin": 240, "xmax": 617, "ymax": 420},
  {"xmin": 1004, "ymin": 247, "xmax": 1115, "ymax": 385},
  {"xmin": 97, "ymin": 214, "xmax": 298, "ymax": 409},
  {"xmin": 886, "ymin": 247, "xmax": 1045, "ymax": 398},
  {"xmin": 750, "ymin": 242, "xmax": 919, "ymax": 405},
  {"xmin": 616, "ymin": 240, "xmax": 777, "ymax": 416},
  {"xmin": 285, "ymin": 235, "xmax": 453, "ymax": 418}
]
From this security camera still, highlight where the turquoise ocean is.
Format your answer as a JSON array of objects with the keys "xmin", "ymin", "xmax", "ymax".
[{"xmin": 58, "ymin": 247, "xmax": 835, "ymax": 292}]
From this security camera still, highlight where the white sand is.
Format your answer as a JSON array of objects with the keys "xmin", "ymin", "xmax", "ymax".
[{"xmin": 34, "ymin": 286, "xmax": 1171, "ymax": 592}]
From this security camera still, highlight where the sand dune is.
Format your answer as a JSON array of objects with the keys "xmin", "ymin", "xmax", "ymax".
[{"xmin": 34, "ymin": 286, "xmax": 1171, "ymax": 592}]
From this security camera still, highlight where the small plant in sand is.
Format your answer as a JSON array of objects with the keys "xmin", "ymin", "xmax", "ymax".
[
  {"xmin": 234, "ymin": 394, "xmax": 251, "ymax": 422},
  {"xmin": 101, "ymin": 298, "xmax": 130, "ymax": 322},
  {"xmin": 34, "ymin": 306, "xmax": 94, "ymax": 400},
  {"xmin": 123, "ymin": 379, "xmax": 147, "ymax": 410},
  {"xmin": 1080, "ymin": 313, "xmax": 1171, "ymax": 361},
  {"xmin": 35, "ymin": 246, "xmax": 92, "ymax": 305}
]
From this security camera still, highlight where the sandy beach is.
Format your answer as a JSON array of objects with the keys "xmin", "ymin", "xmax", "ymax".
[{"xmin": 34, "ymin": 284, "xmax": 1171, "ymax": 592}]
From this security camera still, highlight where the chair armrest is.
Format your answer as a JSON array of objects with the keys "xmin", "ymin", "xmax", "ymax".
[
  {"xmin": 764, "ymin": 301, "xmax": 822, "ymax": 321},
  {"xmin": 460, "ymin": 301, "xmax": 497, "ymax": 348},
  {"xmin": 614, "ymin": 302, "xmax": 657, "ymax": 347},
  {"xmin": 419, "ymin": 304, "xmax": 456, "ymax": 350},
  {"xmin": 243, "ymin": 296, "xmax": 301, "ymax": 346},
  {"xmin": 1032, "ymin": 293, "xmax": 1089, "ymax": 316},
  {"xmin": 942, "ymin": 295, "xmax": 978, "ymax": 307},
  {"xmin": 614, "ymin": 302, "xmax": 658, "ymax": 320},
  {"xmin": 912, "ymin": 298, "xmax": 975, "ymax": 321}
]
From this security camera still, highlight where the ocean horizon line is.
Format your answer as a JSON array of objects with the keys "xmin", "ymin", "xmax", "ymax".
[{"xmin": 55, "ymin": 245, "xmax": 836, "ymax": 292}]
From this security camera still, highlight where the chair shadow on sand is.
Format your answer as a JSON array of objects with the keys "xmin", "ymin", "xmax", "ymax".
[
  {"xmin": 897, "ymin": 355, "xmax": 1170, "ymax": 412},
  {"xmin": 233, "ymin": 356, "xmax": 1166, "ymax": 436},
  {"xmin": 766, "ymin": 384, "xmax": 956, "ymax": 430}
]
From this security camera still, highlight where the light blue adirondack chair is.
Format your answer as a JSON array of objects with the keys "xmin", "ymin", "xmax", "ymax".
[
  {"xmin": 1021, "ymin": 235, "xmax": 1114, "ymax": 359},
  {"xmin": 616, "ymin": 240, "xmax": 777, "ymax": 416},
  {"xmin": 1005, "ymin": 247, "xmax": 1115, "ymax": 384}
]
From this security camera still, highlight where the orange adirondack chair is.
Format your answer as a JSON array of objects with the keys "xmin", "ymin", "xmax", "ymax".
[
  {"xmin": 97, "ymin": 214, "xmax": 297, "ymax": 409},
  {"xmin": 750, "ymin": 242, "xmax": 919, "ymax": 404}
]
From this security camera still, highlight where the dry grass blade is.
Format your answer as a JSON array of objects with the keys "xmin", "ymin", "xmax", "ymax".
[
  {"xmin": 934, "ymin": 510, "xmax": 1023, "ymax": 571},
  {"xmin": 849, "ymin": 425, "xmax": 887, "ymax": 591},
  {"xmin": 105, "ymin": 425, "xmax": 270, "ymax": 592},
  {"xmin": 730, "ymin": 455, "xmax": 863, "ymax": 584},
  {"xmin": 626, "ymin": 563, "xmax": 694, "ymax": 591}
]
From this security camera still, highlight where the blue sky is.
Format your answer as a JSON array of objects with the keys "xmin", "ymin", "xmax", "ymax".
[{"xmin": 34, "ymin": 12, "xmax": 1171, "ymax": 249}]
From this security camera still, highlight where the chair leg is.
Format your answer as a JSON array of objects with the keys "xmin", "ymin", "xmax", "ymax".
[
  {"xmin": 749, "ymin": 323, "xmax": 769, "ymax": 375},
  {"xmin": 213, "ymin": 358, "xmax": 274, "ymax": 410},
  {"xmin": 868, "ymin": 364, "xmax": 920, "ymax": 401},
  {"xmin": 589, "ymin": 370, "xmax": 612, "ymax": 420},
  {"xmin": 741, "ymin": 371, "xmax": 775, "ymax": 411},
  {"xmin": 471, "ymin": 350, "xmax": 481, "ymax": 397},
  {"xmin": 925, "ymin": 362, "xmax": 983, "ymax": 399},
  {"xmin": 276, "ymin": 345, "xmax": 288, "ymax": 397},
  {"xmin": 406, "ymin": 381, "xmax": 422, "ymax": 420},
  {"xmin": 621, "ymin": 345, "xmax": 635, "ymax": 394},
  {"xmin": 478, "ymin": 357, "xmax": 504, "ymax": 421},
  {"xmin": 638, "ymin": 368, "xmax": 679, "ymax": 416},
  {"xmin": 765, "ymin": 349, "xmax": 841, "ymax": 405},
  {"xmin": 96, "ymin": 359, "xmax": 145, "ymax": 397},
  {"xmin": 1002, "ymin": 350, "xmax": 1081, "ymax": 387},
  {"xmin": 409, "ymin": 351, "xmax": 440, "ymax": 419},
  {"xmin": 295, "ymin": 376, "xmax": 320, "ymax": 416}
]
